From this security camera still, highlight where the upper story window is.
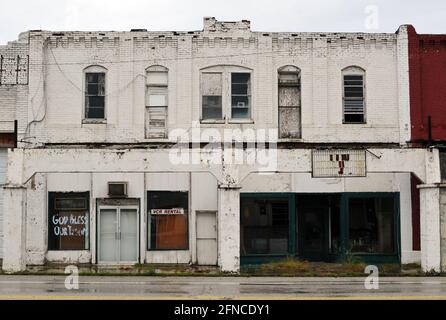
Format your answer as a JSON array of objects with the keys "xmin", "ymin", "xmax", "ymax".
[
  {"xmin": 145, "ymin": 65, "xmax": 168, "ymax": 139},
  {"xmin": 84, "ymin": 65, "xmax": 106, "ymax": 120},
  {"xmin": 278, "ymin": 65, "xmax": 301, "ymax": 139},
  {"xmin": 343, "ymin": 66, "xmax": 366, "ymax": 124},
  {"xmin": 200, "ymin": 66, "xmax": 252, "ymax": 122},
  {"xmin": 231, "ymin": 73, "xmax": 251, "ymax": 119},
  {"xmin": 201, "ymin": 72, "xmax": 223, "ymax": 120}
]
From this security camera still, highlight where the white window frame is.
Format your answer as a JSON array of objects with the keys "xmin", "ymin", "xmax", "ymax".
[
  {"xmin": 199, "ymin": 65, "xmax": 253, "ymax": 123},
  {"xmin": 82, "ymin": 65, "xmax": 107, "ymax": 123},
  {"xmin": 342, "ymin": 66, "xmax": 366, "ymax": 124},
  {"xmin": 145, "ymin": 65, "xmax": 169, "ymax": 139}
]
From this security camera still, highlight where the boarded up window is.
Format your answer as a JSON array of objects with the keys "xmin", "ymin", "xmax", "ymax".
[
  {"xmin": 0, "ymin": 55, "xmax": 29, "ymax": 85},
  {"xmin": 278, "ymin": 66, "xmax": 301, "ymax": 138},
  {"xmin": 146, "ymin": 66, "xmax": 168, "ymax": 138},
  {"xmin": 343, "ymin": 67, "xmax": 365, "ymax": 123},
  {"xmin": 85, "ymin": 73, "xmax": 105, "ymax": 119},
  {"xmin": 201, "ymin": 72, "xmax": 223, "ymax": 120}
]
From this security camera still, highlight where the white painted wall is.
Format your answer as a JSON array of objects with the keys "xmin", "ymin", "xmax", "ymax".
[
  {"xmin": 17, "ymin": 19, "xmax": 404, "ymax": 146},
  {"xmin": 0, "ymin": 149, "xmax": 7, "ymax": 259}
]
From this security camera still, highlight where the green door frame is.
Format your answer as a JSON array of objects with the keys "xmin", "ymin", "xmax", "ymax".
[
  {"xmin": 341, "ymin": 192, "xmax": 401, "ymax": 264},
  {"xmin": 297, "ymin": 194, "xmax": 341, "ymax": 262},
  {"xmin": 240, "ymin": 192, "xmax": 401, "ymax": 265},
  {"xmin": 240, "ymin": 193, "xmax": 296, "ymax": 264}
]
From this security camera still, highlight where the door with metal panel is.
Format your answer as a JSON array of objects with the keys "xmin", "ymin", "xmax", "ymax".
[
  {"xmin": 98, "ymin": 206, "xmax": 138, "ymax": 263},
  {"xmin": 196, "ymin": 211, "xmax": 217, "ymax": 265}
]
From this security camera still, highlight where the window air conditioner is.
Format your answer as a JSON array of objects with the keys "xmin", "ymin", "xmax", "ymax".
[{"xmin": 108, "ymin": 182, "xmax": 128, "ymax": 197}]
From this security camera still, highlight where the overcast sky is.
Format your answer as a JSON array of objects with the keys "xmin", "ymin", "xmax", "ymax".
[{"xmin": 1, "ymin": 0, "xmax": 445, "ymax": 44}]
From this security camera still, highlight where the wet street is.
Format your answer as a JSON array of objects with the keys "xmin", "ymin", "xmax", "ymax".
[{"xmin": 0, "ymin": 276, "xmax": 445, "ymax": 299}]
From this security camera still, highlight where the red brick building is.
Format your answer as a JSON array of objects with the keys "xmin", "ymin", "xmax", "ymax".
[{"xmin": 408, "ymin": 25, "xmax": 446, "ymax": 143}]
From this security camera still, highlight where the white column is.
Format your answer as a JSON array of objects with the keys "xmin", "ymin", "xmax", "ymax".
[
  {"xmin": 2, "ymin": 186, "xmax": 27, "ymax": 272},
  {"xmin": 419, "ymin": 185, "xmax": 441, "ymax": 272},
  {"xmin": 418, "ymin": 149, "xmax": 442, "ymax": 272},
  {"xmin": 217, "ymin": 186, "xmax": 240, "ymax": 273},
  {"xmin": 2, "ymin": 149, "xmax": 27, "ymax": 273}
]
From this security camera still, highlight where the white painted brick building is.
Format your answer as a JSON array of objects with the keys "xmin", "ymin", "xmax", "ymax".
[{"xmin": 0, "ymin": 18, "xmax": 442, "ymax": 273}]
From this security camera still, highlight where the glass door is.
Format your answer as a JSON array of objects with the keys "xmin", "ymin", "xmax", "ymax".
[
  {"xmin": 98, "ymin": 208, "xmax": 118, "ymax": 262},
  {"xmin": 297, "ymin": 195, "xmax": 341, "ymax": 261},
  {"xmin": 119, "ymin": 208, "xmax": 138, "ymax": 262},
  {"xmin": 98, "ymin": 206, "xmax": 139, "ymax": 264}
]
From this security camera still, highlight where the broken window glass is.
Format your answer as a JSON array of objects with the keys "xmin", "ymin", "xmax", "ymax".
[{"xmin": 278, "ymin": 66, "xmax": 301, "ymax": 138}]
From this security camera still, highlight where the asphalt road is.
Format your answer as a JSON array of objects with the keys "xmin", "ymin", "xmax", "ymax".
[{"xmin": 0, "ymin": 276, "xmax": 445, "ymax": 300}]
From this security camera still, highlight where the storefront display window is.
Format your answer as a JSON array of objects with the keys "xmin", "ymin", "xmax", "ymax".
[
  {"xmin": 349, "ymin": 196, "xmax": 395, "ymax": 254},
  {"xmin": 48, "ymin": 192, "xmax": 89, "ymax": 250},
  {"xmin": 148, "ymin": 191, "xmax": 189, "ymax": 250},
  {"xmin": 241, "ymin": 197, "xmax": 289, "ymax": 255}
]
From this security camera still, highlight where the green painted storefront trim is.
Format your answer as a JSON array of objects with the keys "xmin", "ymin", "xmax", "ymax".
[{"xmin": 240, "ymin": 192, "xmax": 401, "ymax": 266}]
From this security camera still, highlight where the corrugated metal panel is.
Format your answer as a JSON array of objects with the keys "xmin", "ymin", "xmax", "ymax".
[{"xmin": 0, "ymin": 149, "xmax": 7, "ymax": 258}]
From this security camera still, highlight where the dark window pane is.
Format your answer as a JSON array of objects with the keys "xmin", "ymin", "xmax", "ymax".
[
  {"xmin": 85, "ymin": 72, "xmax": 106, "ymax": 119},
  {"xmin": 349, "ymin": 197, "xmax": 395, "ymax": 254},
  {"xmin": 345, "ymin": 87, "xmax": 364, "ymax": 98},
  {"xmin": 231, "ymin": 83, "xmax": 248, "ymax": 95},
  {"xmin": 241, "ymin": 197, "xmax": 289, "ymax": 255},
  {"xmin": 344, "ymin": 75, "xmax": 363, "ymax": 82},
  {"xmin": 86, "ymin": 73, "xmax": 98, "ymax": 83},
  {"xmin": 87, "ymin": 84, "xmax": 98, "ymax": 95},
  {"xmin": 148, "ymin": 191, "xmax": 189, "ymax": 250},
  {"xmin": 232, "ymin": 96, "xmax": 250, "ymax": 119},
  {"xmin": 202, "ymin": 96, "xmax": 222, "ymax": 119},
  {"xmin": 48, "ymin": 192, "xmax": 89, "ymax": 250},
  {"xmin": 231, "ymin": 96, "xmax": 249, "ymax": 108},
  {"xmin": 87, "ymin": 106, "xmax": 104, "ymax": 119},
  {"xmin": 232, "ymin": 73, "xmax": 250, "ymax": 83},
  {"xmin": 344, "ymin": 114, "xmax": 364, "ymax": 123},
  {"xmin": 88, "ymin": 96, "xmax": 104, "ymax": 107}
]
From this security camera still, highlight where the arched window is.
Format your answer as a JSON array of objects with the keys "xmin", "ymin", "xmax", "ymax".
[
  {"xmin": 278, "ymin": 65, "xmax": 301, "ymax": 138},
  {"xmin": 84, "ymin": 65, "xmax": 107, "ymax": 120},
  {"xmin": 342, "ymin": 66, "xmax": 366, "ymax": 124},
  {"xmin": 145, "ymin": 65, "xmax": 168, "ymax": 138}
]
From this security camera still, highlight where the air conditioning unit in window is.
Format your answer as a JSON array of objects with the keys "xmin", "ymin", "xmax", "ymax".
[{"xmin": 108, "ymin": 182, "xmax": 128, "ymax": 197}]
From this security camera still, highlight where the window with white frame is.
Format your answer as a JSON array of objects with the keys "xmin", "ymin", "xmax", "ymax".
[
  {"xmin": 231, "ymin": 73, "xmax": 251, "ymax": 119},
  {"xmin": 84, "ymin": 66, "xmax": 106, "ymax": 119},
  {"xmin": 200, "ymin": 66, "xmax": 252, "ymax": 121},
  {"xmin": 343, "ymin": 66, "xmax": 366, "ymax": 124},
  {"xmin": 201, "ymin": 72, "xmax": 223, "ymax": 120},
  {"xmin": 145, "ymin": 65, "xmax": 168, "ymax": 139},
  {"xmin": 278, "ymin": 65, "xmax": 301, "ymax": 138}
]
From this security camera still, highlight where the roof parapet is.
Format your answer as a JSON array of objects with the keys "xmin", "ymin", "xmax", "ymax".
[{"xmin": 203, "ymin": 17, "xmax": 251, "ymax": 33}]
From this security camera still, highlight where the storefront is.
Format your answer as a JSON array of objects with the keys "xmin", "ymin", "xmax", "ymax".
[{"xmin": 240, "ymin": 192, "xmax": 401, "ymax": 265}]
